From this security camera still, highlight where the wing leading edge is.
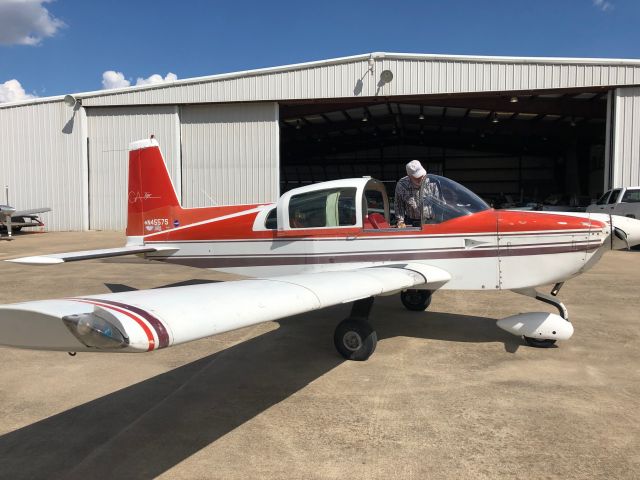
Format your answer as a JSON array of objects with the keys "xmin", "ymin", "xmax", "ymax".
[{"xmin": 0, "ymin": 263, "xmax": 450, "ymax": 352}]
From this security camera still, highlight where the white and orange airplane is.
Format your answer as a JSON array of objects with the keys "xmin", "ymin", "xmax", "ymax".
[{"xmin": 1, "ymin": 138, "xmax": 639, "ymax": 360}]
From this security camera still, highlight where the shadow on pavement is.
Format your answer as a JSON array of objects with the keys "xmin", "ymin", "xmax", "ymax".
[
  {"xmin": 104, "ymin": 279, "xmax": 221, "ymax": 293},
  {"xmin": 0, "ymin": 299, "xmax": 517, "ymax": 479}
]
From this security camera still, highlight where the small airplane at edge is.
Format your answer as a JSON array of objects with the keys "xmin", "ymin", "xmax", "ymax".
[
  {"xmin": 1, "ymin": 138, "xmax": 639, "ymax": 360},
  {"xmin": 0, "ymin": 193, "xmax": 51, "ymax": 239}
]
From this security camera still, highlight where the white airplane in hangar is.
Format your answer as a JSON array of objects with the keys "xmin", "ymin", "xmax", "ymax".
[{"xmin": 1, "ymin": 138, "xmax": 639, "ymax": 360}]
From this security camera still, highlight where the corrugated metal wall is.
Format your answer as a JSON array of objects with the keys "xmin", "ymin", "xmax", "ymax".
[
  {"xmin": 86, "ymin": 106, "xmax": 180, "ymax": 230},
  {"xmin": 81, "ymin": 55, "xmax": 640, "ymax": 107},
  {"xmin": 180, "ymin": 102, "xmax": 279, "ymax": 207},
  {"xmin": 0, "ymin": 101, "xmax": 85, "ymax": 230},
  {"xmin": 612, "ymin": 87, "xmax": 640, "ymax": 188},
  {"xmin": 378, "ymin": 58, "xmax": 640, "ymax": 97}
]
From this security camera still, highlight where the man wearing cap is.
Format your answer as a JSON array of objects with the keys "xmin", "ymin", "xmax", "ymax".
[{"xmin": 394, "ymin": 160, "xmax": 441, "ymax": 228}]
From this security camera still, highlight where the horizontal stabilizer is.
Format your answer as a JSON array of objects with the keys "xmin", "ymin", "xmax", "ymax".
[{"xmin": 6, "ymin": 246, "xmax": 177, "ymax": 265}]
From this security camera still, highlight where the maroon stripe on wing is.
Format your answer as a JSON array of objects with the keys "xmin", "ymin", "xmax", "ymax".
[{"xmin": 93, "ymin": 299, "xmax": 170, "ymax": 349}]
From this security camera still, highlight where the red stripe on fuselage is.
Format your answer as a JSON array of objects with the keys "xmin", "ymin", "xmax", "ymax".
[{"xmin": 141, "ymin": 209, "xmax": 606, "ymax": 243}]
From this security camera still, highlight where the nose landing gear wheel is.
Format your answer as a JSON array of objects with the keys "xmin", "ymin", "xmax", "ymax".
[
  {"xmin": 400, "ymin": 289, "xmax": 432, "ymax": 311},
  {"xmin": 523, "ymin": 336, "xmax": 557, "ymax": 348},
  {"xmin": 334, "ymin": 318, "xmax": 377, "ymax": 361}
]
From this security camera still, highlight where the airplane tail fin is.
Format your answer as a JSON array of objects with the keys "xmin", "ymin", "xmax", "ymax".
[{"xmin": 126, "ymin": 139, "xmax": 181, "ymax": 241}]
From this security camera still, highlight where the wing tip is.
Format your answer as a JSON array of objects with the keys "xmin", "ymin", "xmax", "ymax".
[{"xmin": 6, "ymin": 256, "xmax": 64, "ymax": 265}]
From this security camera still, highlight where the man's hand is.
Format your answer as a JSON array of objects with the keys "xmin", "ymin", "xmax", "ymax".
[{"xmin": 397, "ymin": 220, "xmax": 406, "ymax": 229}]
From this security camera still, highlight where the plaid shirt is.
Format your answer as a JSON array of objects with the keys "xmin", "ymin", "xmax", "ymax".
[{"xmin": 394, "ymin": 176, "xmax": 442, "ymax": 223}]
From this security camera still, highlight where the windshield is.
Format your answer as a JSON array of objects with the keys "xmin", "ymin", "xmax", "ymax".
[{"xmin": 420, "ymin": 174, "xmax": 490, "ymax": 224}]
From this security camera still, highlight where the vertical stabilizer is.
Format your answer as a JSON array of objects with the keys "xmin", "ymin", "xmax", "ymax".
[{"xmin": 126, "ymin": 139, "xmax": 181, "ymax": 241}]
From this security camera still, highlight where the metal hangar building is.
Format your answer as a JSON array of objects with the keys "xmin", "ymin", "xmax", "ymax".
[{"xmin": 1, "ymin": 52, "xmax": 639, "ymax": 231}]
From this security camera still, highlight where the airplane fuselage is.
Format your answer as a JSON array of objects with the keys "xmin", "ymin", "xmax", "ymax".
[{"xmin": 141, "ymin": 208, "xmax": 610, "ymax": 291}]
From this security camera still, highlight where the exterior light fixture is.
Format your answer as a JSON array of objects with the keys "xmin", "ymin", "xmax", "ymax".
[
  {"xmin": 295, "ymin": 120, "xmax": 302, "ymax": 130},
  {"xmin": 63, "ymin": 94, "xmax": 81, "ymax": 108},
  {"xmin": 510, "ymin": 96, "xmax": 518, "ymax": 103},
  {"xmin": 418, "ymin": 114, "xmax": 425, "ymax": 120},
  {"xmin": 570, "ymin": 117, "xmax": 577, "ymax": 127},
  {"xmin": 492, "ymin": 112, "xmax": 499, "ymax": 124},
  {"xmin": 362, "ymin": 113, "xmax": 369, "ymax": 122}
]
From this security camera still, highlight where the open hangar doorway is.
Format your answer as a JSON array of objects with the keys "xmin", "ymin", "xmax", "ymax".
[{"xmin": 279, "ymin": 89, "xmax": 609, "ymax": 214}]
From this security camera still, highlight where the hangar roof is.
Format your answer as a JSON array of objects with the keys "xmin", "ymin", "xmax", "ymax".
[{"xmin": 2, "ymin": 52, "xmax": 640, "ymax": 109}]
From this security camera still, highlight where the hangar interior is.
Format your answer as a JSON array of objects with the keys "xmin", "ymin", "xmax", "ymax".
[{"xmin": 279, "ymin": 89, "xmax": 609, "ymax": 209}]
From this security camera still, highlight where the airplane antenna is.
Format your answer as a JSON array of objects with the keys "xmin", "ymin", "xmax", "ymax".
[{"xmin": 200, "ymin": 189, "xmax": 218, "ymax": 205}]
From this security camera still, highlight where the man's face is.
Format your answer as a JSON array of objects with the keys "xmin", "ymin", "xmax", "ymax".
[{"xmin": 410, "ymin": 175, "xmax": 425, "ymax": 187}]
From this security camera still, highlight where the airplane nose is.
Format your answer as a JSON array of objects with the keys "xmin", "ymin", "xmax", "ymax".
[{"xmin": 610, "ymin": 215, "xmax": 640, "ymax": 250}]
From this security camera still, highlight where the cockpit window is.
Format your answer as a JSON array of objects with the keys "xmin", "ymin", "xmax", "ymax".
[
  {"xmin": 420, "ymin": 174, "xmax": 490, "ymax": 224},
  {"xmin": 265, "ymin": 208, "xmax": 277, "ymax": 230},
  {"xmin": 364, "ymin": 189, "xmax": 385, "ymax": 216},
  {"xmin": 289, "ymin": 188, "xmax": 357, "ymax": 228}
]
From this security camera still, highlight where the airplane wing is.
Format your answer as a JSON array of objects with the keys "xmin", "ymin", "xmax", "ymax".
[
  {"xmin": 0, "ymin": 263, "xmax": 450, "ymax": 352},
  {"xmin": 13, "ymin": 207, "xmax": 51, "ymax": 217},
  {"xmin": 6, "ymin": 246, "xmax": 178, "ymax": 264},
  {"xmin": 0, "ymin": 205, "xmax": 16, "ymax": 216}
]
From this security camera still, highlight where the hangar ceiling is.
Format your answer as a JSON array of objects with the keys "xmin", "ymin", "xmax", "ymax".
[{"xmin": 279, "ymin": 89, "xmax": 609, "ymax": 205}]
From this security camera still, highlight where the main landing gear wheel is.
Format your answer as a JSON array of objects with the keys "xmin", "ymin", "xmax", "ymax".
[
  {"xmin": 333, "ymin": 318, "xmax": 377, "ymax": 361},
  {"xmin": 523, "ymin": 337, "xmax": 557, "ymax": 348},
  {"xmin": 334, "ymin": 297, "xmax": 377, "ymax": 361},
  {"xmin": 400, "ymin": 289, "xmax": 432, "ymax": 311}
]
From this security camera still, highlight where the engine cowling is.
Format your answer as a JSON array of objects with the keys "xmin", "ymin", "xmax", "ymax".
[{"xmin": 496, "ymin": 312, "xmax": 573, "ymax": 341}]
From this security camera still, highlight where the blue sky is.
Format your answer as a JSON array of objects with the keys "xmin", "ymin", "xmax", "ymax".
[{"xmin": 1, "ymin": 0, "xmax": 639, "ymax": 102}]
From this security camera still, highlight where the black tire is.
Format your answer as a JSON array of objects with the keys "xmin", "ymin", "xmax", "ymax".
[
  {"xmin": 333, "ymin": 318, "xmax": 377, "ymax": 361},
  {"xmin": 12, "ymin": 226, "xmax": 22, "ymax": 232},
  {"xmin": 400, "ymin": 289, "xmax": 432, "ymax": 311},
  {"xmin": 523, "ymin": 336, "xmax": 557, "ymax": 348}
]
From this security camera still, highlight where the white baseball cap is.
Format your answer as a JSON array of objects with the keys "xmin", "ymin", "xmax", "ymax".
[{"xmin": 406, "ymin": 160, "xmax": 426, "ymax": 178}]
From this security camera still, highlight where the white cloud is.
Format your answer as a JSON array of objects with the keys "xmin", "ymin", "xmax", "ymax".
[
  {"xmin": 0, "ymin": 0, "xmax": 65, "ymax": 46},
  {"xmin": 101, "ymin": 70, "xmax": 131, "ymax": 90},
  {"xmin": 0, "ymin": 79, "xmax": 37, "ymax": 103},
  {"xmin": 135, "ymin": 72, "xmax": 178, "ymax": 86},
  {"xmin": 593, "ymin": 0, "xmax": 613, "ymax": 11},
  {"xmin": 101, "ymin": 71, "xmax": 178, "ymax": 90}
]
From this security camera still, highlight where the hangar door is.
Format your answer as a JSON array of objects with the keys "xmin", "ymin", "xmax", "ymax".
[
  {"xmin": 86, "ymin": 106, "xmax": 180, "ymax": 230},
  {"xmin": 180, "ymin": 102, "xmax": 279, "ymax": 207}
]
